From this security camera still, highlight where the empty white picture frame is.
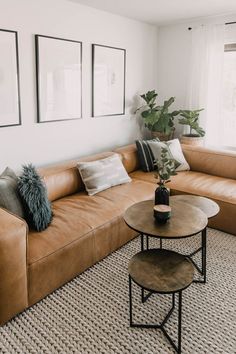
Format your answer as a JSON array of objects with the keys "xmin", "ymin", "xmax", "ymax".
[
  {"xmin": 0, "ymin": 29, "xmax": 21, "ymax": 127},
  {"xmin": 92, "ymin": 44, "xmax": 126, "ymax": 117},
  {"xmin": 35, "ymin": 35, "xmax": 82, "ymax": 123}
]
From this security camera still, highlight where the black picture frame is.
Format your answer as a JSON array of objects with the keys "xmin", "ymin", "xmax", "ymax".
[
  {"xmin": 35, "ymin": 34, "xmax": 82, "ymax": 123},
  {"xmin": 0, "ymin": 28, "xmax": 21, "ymax": 128},
  {"xmin": 92, "ymin": 44, "xmax": 126, "ymax": 117}
]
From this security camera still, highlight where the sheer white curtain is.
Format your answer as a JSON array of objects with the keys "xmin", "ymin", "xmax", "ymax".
[{"xmin": 187, "ymin": 24, "xmax": 225, "ymax": 146}]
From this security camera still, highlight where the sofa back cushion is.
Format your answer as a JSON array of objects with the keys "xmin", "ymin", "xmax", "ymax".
[
  {"xmin": 38, "ymin": 152, "xmax": 114, "ymax": 202},
  {"xmin": 113, "ymin": 144, "xmax": 139, "ymax": 173},
  {"xmin": 38, "ymin": 160, "xmax": 81, "ymax": 202},
  {"xmin": 182, "ymin": 144, "xmax": 236, "ymax": 179}
]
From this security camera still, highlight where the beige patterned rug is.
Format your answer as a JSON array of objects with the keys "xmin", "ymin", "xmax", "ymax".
[{"xmin": 0, "ymin": 228, "xmax": 235, "ymax": 354}]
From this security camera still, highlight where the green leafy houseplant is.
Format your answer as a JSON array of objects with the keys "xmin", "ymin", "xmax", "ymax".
[
  {"xmin": 178, "ymin": 109, "xmax": 205, "ymax": 137},
  {"xmin": 154, "ymin": 147, "xmax": 178, "ymax": 186},
  {"xmin": 135, "ymin": 90, "xmax": 179, "ymax": 139},
  {"xmin": 153, "ymin": 147, "xmax": 178, "ymax": 207}
]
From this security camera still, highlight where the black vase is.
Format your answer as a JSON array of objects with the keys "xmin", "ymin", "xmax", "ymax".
[{"xmin": 155, "ymin": 185, "xmax": 169, "ymax": 205}]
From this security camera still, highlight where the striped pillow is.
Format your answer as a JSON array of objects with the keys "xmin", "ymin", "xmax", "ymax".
[
  {"xmin": 135, "ymin": 138, "xmax": 159, "ymax": 172},
  {"xmin": 77, "ymin": 154, "xmax": 131, "ymax": 196}
]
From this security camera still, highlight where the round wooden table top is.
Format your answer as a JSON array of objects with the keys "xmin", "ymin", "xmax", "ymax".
[
  {"xmin": 128, "ymin": 249, "xmax": 194, "ymax": 293},
  {"xmin": 170, "ymin": 195, "xmax": 220, "ymax": 219},
  {"xmin": 124, "ymin": 199, "xmax": 208, "ymax": 239}
]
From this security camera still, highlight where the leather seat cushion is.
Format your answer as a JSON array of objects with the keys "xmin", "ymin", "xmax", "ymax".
[
  {"xmin": 131, "ymin": 170, "xmax": 236, "ymax": 205},
  {"xmin": 97, "ymin": 178, "xmax": 155, "ymax": 211},
  {"xmin": 28, "ymin": 215, "xmax": 137, "ymax": 306},
  {"xmin": 168, "ymin": 171, "xmax": 236, "ymax": 205},
  {"xmin": 28, "ymin": 179, "xmax": 156, "ymax": 265}
]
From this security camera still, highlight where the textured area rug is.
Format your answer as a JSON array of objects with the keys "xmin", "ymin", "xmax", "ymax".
[{"xmin": 0, "ymin": 228, "xmax": 235, "ymax": 354}]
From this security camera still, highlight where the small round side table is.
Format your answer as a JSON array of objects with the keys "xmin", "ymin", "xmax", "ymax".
[
  {"xmin": 128, "ymin": 248, "xmax": 194, "ymax": 354},
  {"xmin": 124, "ymin": 196, "xmax": 220, "ymax": 283}
]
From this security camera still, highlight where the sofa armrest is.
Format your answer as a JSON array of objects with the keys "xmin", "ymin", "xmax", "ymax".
[
  {"xmin": 0, "ymin": 208, "xmax": 28, "ymax": 325},
  {"xmin": 182, "ymin": 144, "xmax": 236, "ymax": 180}
]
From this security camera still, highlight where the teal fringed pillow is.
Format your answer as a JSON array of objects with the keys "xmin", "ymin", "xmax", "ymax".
[{"xmin": 18, "ymin": 164, "xmax": 52, "ymax": 231}]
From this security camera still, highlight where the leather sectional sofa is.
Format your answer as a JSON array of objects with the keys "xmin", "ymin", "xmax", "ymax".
[{"xmin": 0, "ymin": 143, "xmax": 235, "ymax": 325}]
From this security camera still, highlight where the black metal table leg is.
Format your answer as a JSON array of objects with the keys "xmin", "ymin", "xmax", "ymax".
[
  {"xmin": 178, "ymin": 291, "xmax": 182, "ymax": 353},
  {"xmin": 142, "ymin": 288, "xmax": 153, "ymax": 303},
  {"xmin": 160, "ymin": 293, "xmax": 175, "ymax": 327},
  {"xmin": 140, "ymin": 233, "xmax": 144, "ymax": 251},
  {"xmin": 140, "ymin": 234, "xmax": 150, "ymax": 302},
  {"xmin": 146, "ymin": 235, "xmax": 149, "ymax": 250},
  {"xmin": 202, "ymin": 227, "xmax": 207, "ymax": 283},
  {"xmin": 190, "ymin": 228, "xmax": 207, "ymax": 283},
  {"xmin": 129, "ymin": 276, "xmax": 184, "ymax": 354},
  {"xmin": 129, "ymin": 275, "xmax": 133, "ymax": 326},
  {"xmin": 161, "ymin": 291, "xmax": 182, "ymax": 354}
]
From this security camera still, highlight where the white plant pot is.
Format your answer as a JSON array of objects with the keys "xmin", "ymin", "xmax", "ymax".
[{"xmin": 180, "ymin": 135, "xmax": 204, "ymax": 146}]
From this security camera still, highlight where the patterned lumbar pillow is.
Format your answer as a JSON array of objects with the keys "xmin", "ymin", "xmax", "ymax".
[
  {"xmin": 147, "ymin": 138, "xmax": 190, "ymax": 172},
  {"xmin": 77, "ymin": 154, "xmax": 131, "ymax": 196},
  {"xmin": 0, "ymin": 167, "xmax": 24, "ymax": 217},
  {"xmin": 18, "ymin": 164, "xmax": 52, "ymax": 231},
  {"xmin": 135, "ymin": 138, "xmax": 159, "ymax": 172}
]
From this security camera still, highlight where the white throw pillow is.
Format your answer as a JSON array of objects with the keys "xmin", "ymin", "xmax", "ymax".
[
  {"xmin": 77, "ymin": 154, "xmax": 131, "ymax": 196},
  {"xmin": 147, "ymin": 138, "xmax": 190, "ymax": 172}
]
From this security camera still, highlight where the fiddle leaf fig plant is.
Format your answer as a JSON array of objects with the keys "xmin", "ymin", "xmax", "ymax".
[
  {"xmin": 135, "ymin": 90, "xmax": 179, "ymax": 134},
  {"xmin": 178, "ymin": 109, "xmax": 205, "ymax": 137},
  {"xmin": 154, "ymin": 148, "xmax": 178, "ymax": 186}
]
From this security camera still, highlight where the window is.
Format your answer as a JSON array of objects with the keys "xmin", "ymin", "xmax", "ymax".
[{"xmin": 222, "ymin": 43, "xmax": 236, "ymax": 148}]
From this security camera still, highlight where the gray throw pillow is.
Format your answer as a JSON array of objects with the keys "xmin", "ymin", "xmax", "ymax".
[
  {"xmin": 0, "ymin": 167, "xmax": 24, "ymax": 217},
  {"xmin": 18, "ymin": 164, "xmax": 52, "ymax": 232}
]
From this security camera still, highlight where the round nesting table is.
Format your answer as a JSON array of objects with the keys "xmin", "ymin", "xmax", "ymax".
[
  {"xmin": 124, "ymin": 199, "xmax": 208, "ymax": 239},
  {"xmin": 129, "ymin": 249, "xmax": 194, "ymax": 293},
  {"xmin": 170, "ymin": 195, "xmax": 220, "ymax": 219},
  {"xmin": 128, "ymin": 249, "xmax": 195, "ymax": 354},
  {"xmin": 125, "ymin": 195, "xmax": 219, "ymax": 353},
  {"xmin": 124, "ymin": 196, "xmax": 220, "ymax": 283}
]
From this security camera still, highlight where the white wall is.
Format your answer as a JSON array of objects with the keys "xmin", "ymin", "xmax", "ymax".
[
  {"xmin": 0, "ymin": 0, "xmax": 158, "ymax": 171},
  {"xmin": 156, "ymin": 14, "xmax": 236, "ymax": 137}
]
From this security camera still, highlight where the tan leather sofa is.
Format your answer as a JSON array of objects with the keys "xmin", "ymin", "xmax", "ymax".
[{"xmin": 0, "ymin": 143, "xmax": 235, "ymax": 325}]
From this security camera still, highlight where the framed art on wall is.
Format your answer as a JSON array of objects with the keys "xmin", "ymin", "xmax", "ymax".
[
  {"xmin": 35, "ymin": 35, "xmax": 82, "ymax": 123},
  {"xmin": 92, "ymin": 44, "xmax": 126, "ymax": 117},
  {"xmin": 0, "ymin": 29, "xmax": 21, "ymax": 127}
]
